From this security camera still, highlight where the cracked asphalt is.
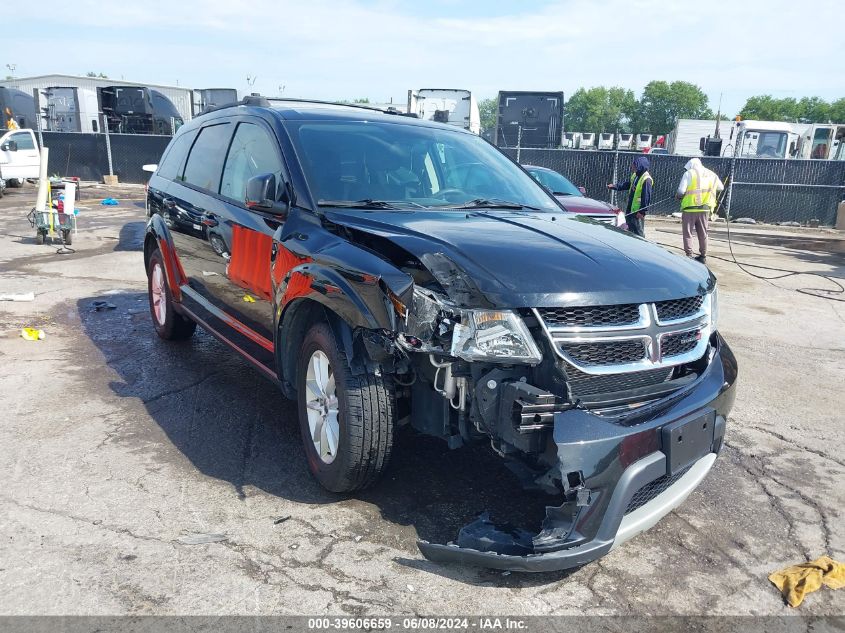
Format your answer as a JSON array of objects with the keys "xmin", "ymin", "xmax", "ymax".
[{"xmin": 0, "ymin": 183, "xmax": 843, "ymax": 616}]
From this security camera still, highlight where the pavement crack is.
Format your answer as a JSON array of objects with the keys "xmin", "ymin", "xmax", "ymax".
[{"xmin": 142, "ymin": 371, "xmax": 220, "ymax": 405}]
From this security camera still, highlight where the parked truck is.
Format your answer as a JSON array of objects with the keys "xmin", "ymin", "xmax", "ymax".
[
  {"xmin": 563, "ymin": 132, "xmax": 579, "ymax": 148},
  {"xmin": 616, "ymin": 133, "xmax": 633, "ymax": 150},
  {"xmin": 636, "ymin": 133, "xmax": 653, "ymax": 151},
  {"xmin": 795, "ymin": 123, "xmax": 845, "ymax": 160},
  {"xmin": 578, "ymin": 132, "xmax": 596, "ymax": 149},
  {"xmin": 597, "ymin": 132, "xmax": 614, "ymax": 150},
  {"xmin": 98, "ymin": 86, "xmax": 184, "ymax": 135},
  {"xmin": 493, "ymin": 91, "xmax": 564, "ymax": 148},
  {"xmin": 0, "ymin": 128, "xmax": 41, "ymax": 189},
  {"xmin": 407, "ymin": 89, "xmax": 480, "ymax": 135},
  {"xmin": 0, "ymin": 87, "xmax": 37, "ymax": 130},
  {"xmin": 36, "ymin": 87, "xmax": 100, "ymax": 133}
]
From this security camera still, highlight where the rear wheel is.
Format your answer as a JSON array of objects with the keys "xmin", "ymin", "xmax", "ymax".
[
  {"xmin": 62, "ymin": 229, "xmax": 73, "ymax": 245},
  {"xmin": 35, "ymin": 231, "xmax": 45, "ymax": 245},
  {"xmin": 147, "ymin": 249, "xmax": 196, "ymax": 340},
  {"xmin": 297, "ymin": 322, "xmax": 395, "ymax": 492},
  {"xmin": 8, "ymin": 178, "xmax": 23, "ymax": 188}
]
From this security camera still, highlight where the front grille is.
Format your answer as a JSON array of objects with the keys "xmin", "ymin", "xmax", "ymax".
[
  {"xmin": 625, "ymin": 465, "xmax": 693, "ymax": 514},
  {"xmin": 662, "ymin": 330, "xmax": 701, "ymax": 358},
  {"xmin": 538, "ymin": 304, "xmax": 640, "ymax": 328},
  {"xmin": 655, "ymin": 296, "xmax": 704, "ymax": 322},
  {"xmin": 564, "ymin": 365, "xmax": 673, "ymax": 397},
  {"xmin": 563, "ymin": 340, "xmax": 645, "ymax": 366}
]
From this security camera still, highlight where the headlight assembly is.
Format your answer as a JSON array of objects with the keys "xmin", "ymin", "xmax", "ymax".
[{"xmin": 451, "ymin": 309, "xmax": 542, "ymax": 365}]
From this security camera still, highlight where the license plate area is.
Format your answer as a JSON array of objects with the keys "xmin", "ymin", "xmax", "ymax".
[{"xmin": 661, "ymin": 411, "xmax": 716, "ymax": 476}]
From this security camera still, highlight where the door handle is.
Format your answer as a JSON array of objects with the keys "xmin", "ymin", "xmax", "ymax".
[{"xmin": 201, "ymin": 213, "xmax": 218, "ymax": 227}]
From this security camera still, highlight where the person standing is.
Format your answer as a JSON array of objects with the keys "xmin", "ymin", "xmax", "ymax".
[
  {"xmin": 606, "ymin": 156, "xmax": 652, "ymax": 237},
  {"xmin": 675, "ymin": 158, "xmax": 724, "ymax": 264}
]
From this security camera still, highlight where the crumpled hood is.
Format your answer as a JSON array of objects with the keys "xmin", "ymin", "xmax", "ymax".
[{"xmin": 325, "ymin": 208, "xmax": 714, "ymax": 308}]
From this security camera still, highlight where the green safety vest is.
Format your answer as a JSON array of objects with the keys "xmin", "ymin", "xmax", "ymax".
[
  {"xmin": 629, "ymin": 171, "xmax": 653, "ymax": 214},
  {"xmin": 681, "ymin": 169, "xmax": 718, "ymax": 212}
]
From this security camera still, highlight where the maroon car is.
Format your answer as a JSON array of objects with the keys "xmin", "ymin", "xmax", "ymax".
[{"xmin": 525, "ymin": 165, "xmax": 626, "ymax": 228}]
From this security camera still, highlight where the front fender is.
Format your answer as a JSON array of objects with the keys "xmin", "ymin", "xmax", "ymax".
[{"xmin": 145, "ymin": 215, "xmax": 187, "ymax": 303}]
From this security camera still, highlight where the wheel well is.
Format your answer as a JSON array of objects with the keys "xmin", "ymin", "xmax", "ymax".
[{"xmin": 143, "ymin": 234, "xmax": 158, "ymax": 272}]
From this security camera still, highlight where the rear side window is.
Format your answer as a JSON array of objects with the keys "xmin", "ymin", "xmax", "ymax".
[
  {"xmin": 10, "ymin": 131, "xmax": 35, "ymax": 150},
  {"xmin": 220, "ymin": 123, "xmax": 284, "ymax": 202},
  {"xmin": 157, "ymin": 129, "xmax": 196, "ymax": 180},
  {"xmin": 182, "ymin": 122, "xmax": 232, "ymax": 192}
]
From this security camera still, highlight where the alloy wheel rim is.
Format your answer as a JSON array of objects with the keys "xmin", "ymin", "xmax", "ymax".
[
  {"xmin": 151, "ymin": 263, "xmax": 167, "ymax": 326},
  {"xmin": 304, "ymin": 350, "xmax": 339, "ymax": 464}
]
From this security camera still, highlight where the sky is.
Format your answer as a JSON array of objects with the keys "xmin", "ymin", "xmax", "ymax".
[{"xmin": 3, "ymin": 0, "xmax": 843, "ymax": 118}]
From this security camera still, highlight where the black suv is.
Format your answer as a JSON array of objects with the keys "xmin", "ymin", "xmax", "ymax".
[{"xmin": 143, "ymin": 96, "xmax": 737, "ymax": 572}]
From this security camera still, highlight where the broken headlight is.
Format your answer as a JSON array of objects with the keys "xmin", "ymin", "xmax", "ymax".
[{"xmin": 451, "ymin": 310, "xmax": 542, "ymax": 365}]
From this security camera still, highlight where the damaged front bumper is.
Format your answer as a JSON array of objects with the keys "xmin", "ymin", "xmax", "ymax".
[{"xmin": 418, "ymin": 334, "xmax": 738, "ymax": 572}]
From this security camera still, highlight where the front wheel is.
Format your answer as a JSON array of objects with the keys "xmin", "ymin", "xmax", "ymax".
[
  {"xmin": 297, "ymin": 322, "xmax": 395, "ymax": 492},
  {"xmin": 147, "ymin": 249, "xmax": 196, "ymax": 340}
]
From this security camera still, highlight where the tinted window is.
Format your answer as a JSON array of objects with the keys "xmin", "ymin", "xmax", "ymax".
[
  {"xmin": 10, "ymin": 131, "xmax": 35, "ymax": 150},
  {"xmin": 182, "ymin": 123, "xmax": 232, "ymax": 192},
  {"xmin": 220, "ymin": 123, "xmax": 284, "ymax": 202},
  {"xmin": 157, "ymin": 129, "xmax": 196, "ymax": 180}
]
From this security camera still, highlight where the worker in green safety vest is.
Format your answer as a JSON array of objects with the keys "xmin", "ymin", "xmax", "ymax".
[
  {"xmin": 607, "ymin": 155, "xmax": 652, "ymax": 237},
  {"xmin": 675, "ymin": 158, "xmax": 724, "ymax": 264}
]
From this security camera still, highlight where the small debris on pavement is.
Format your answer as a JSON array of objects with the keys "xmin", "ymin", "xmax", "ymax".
[
  {"xmin": 20, "ymin": 328, "xmax": 45, "ymax": 341},
  {"xmin": 354, "ymin": 535, "xmax": 362, "ymax": 542},
  {"xmin": 178, "ymin": 533, "xmax": 228, "ymax": 545},
  {"xmin": 243, "ymin": 294, "xmax": 256, "ymax": 303},
  {"xmin": 289, "ymin": 544, "xmax": 299, "ymax": 550},
  {"xmin": 734, "ymin": 217, "xmax": 757, "ymax": 224},
  {"xmin": 406, "ymin": 584, "xmax": 415, "ymax": 593},
  {"xmin": 100, "ymin": 198, "xmax": 120, "ymax": 206},
  {"xmin": 91, "ymin": 300, "xmax": 117, "ymax": 311},
  {"xmin": 273, "ymin": 515, "xmax": 291, "ymax": 525},
  {"xmin": 202, "ymin": 271, "xmax": 220, "ymax": 277},
  {"xmin": 502, "ymin": 571, "xmax": 511, "ymax": 576},
  {"xmin": 0, "ymin": 292, "xmax": 35, "ymax": 302}
]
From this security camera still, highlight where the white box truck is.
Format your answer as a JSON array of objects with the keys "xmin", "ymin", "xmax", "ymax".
[
  {"xmin": 578, "ymin": 132, "xmax": 595, "ymax": 149},
  {"xmin": 407, "ymin": 89, "xmax": 480, "ymax": 135},
  {"xmin": 635, "ymin": 133, "xmax": 653, "ymax": 151},
  {"xmin": 563, "ymin": 132, "xmax": 579, "ymax": 148},
  {"xmin": 616, "ymin": 133, "xmax": 633, "ymax": 150}
]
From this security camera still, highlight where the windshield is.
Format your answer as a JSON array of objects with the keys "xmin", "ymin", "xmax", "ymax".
[
  {"xmin": 740, "ymin": 130, "xmax": 787, "ymax": 158},
  {"xmin": 287, "ymin": 120, "xmax": 559, "ymax": 211},
  {"xmin": 526, "ymin": 167, "xmax": 582, "ymax": 196}
]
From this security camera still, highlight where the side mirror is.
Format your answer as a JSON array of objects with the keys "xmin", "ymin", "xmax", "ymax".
[
  {"xmin": 245, "ymin": 173, "xmax": 289, "ymax": 218},
  {"xmin": 578, "ymin": 186, "xmax": 587, "ymax": 196},
  {"xmin": 142, "ymin": 164, "xmax": 158, "ymax": 173},
  {"xmin": 2, "ymin": 140, "xmax": 18, "ymax": 152},
  {"xmin": 699, "ymin": 137, "xmax": 707, "ymax": 152}
]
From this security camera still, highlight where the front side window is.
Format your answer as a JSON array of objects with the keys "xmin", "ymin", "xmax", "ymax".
[
  {"xmin": 220, "ymin": 122, "xmax": 284, "ymax": 202},
  {"xmin": 182, "ymin": 123, "xmax": 232, "ymax": 192},
  {"xmin": 10, "ymin": 131, "xmax": 35, "ymax": 150},
  {"xmin": 288, "ymin": 120, "xmax": 558, "ymax": 211}
]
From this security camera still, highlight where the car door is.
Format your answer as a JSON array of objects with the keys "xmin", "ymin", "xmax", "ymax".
[
  {"xmin": 0, "ymin": 130, "xmax": 40, "ymax": 180},
  {"xmin": 166, "ymin": 117, "xmax": 286, "ymax": 371}
]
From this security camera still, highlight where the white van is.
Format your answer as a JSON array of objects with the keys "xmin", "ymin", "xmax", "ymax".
[
  {"xmin": 407, "ymin": 89, "xmax": 481, "ymax": 135},
  {"xmin": 0, "ymin": 129, "xmax": 41, "ymax": 187}
]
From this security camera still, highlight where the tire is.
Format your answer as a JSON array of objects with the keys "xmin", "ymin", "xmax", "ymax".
[
  {"xmin": 35, "ymin": 231, "xmax": 44, "ymax": 245},
  {"xmin": 62, "ymin": 230, "xmax": 72, "ymax": 245},
  {"xmin": 8, "ymin": 178, "xmax": 23, "ymax": 188},
  {"xmin": 146, "ymin": 248, "xmax": 196, "ymax": 340},
  {"xmin": 297, "ymin": 322, "xmax": 395, "ymax": 492}
]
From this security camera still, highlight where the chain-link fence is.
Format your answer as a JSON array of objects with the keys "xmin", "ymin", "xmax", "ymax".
[
  {"xmin": 503, "ymin": 148, "xmax": 845, "ymax": 226},
  {"xmin": 40, "ymin": 131, "xmax": 170, "ymax": 184}
]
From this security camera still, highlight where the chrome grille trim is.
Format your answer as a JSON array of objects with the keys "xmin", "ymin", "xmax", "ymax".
[{"xmin": 533, "ymin": 295, "xmax": 712, "ymax": 376}]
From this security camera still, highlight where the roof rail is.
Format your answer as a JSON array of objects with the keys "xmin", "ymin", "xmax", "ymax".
[{"xmin": 266, "ymin": 97, "xmax": 418, "ymax": 118}]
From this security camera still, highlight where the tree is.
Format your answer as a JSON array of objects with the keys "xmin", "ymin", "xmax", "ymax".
[
  {"xmin": 634, "ymin": 81, "xmax": 713, "ymax": 135},
  {"xmin": 564, "ymin": 87, "xmax": 637, "ymax": 133},
  {"xmin": 478, "ymin": 97, "xmax": 497, "ymax": 133},
  {"xmin": 739, "ymin": 95, "xmax": 800, "ymax": 121},
  {"xmin": 829, "ymin": 98, "xmax": 845, "ymax": 123},
  {"xmin": 85, "ymin": 72, "xmax": 108, "ymax": 78}
]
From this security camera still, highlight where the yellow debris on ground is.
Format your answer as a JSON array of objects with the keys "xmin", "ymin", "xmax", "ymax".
[
  {"xmin": 243, "ymin": 295, "xmax": 256, "ymax": 303},
  {"xmin": 768, "ymin": 556, "xmax": 845, "ymax": 607},
  {"xmin": 20, "ymin": 328, "xmax": 46, "ymax": 341}
]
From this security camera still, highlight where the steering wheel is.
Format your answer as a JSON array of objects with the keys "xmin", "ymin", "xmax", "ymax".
[{"xmin": 436, "ymin": 188, "xmax": 468, "ymax": 203}]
